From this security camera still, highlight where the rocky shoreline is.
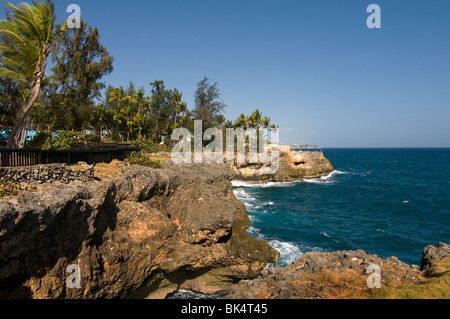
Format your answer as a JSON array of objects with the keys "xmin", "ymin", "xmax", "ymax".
[
  {"xmin": 227, "ymin": 146, "xmax": 334, "ymax": 182},
  {"xmin": 1, "ymin": 157, "xmax": 448, "ymax": 299},
  {"xmin": 0, "ymin": 163, "xmax": 279, "ymax": 298},
  {"xmin": 225, "ymin": 243, "xmax": 450, "ymax": 299}
]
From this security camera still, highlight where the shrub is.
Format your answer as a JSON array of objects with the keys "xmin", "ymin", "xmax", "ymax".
[
  {"xmin": 26, "ymin": 131, "xmax": 98, "ymax": 150},
  {"xmin": 125, "ymin": 151, "xmax": 162, "ymax": 169},
  {"xmin": 0, "ymin": 182, "xmax": 36, "ymax": 198},
  {"xmin": 132, "ymin": 139, "xmax": 171, "ymax": 154},
  {"xmin": 26, "ymin": 131, "xmax": 55, "ymax": 150}
]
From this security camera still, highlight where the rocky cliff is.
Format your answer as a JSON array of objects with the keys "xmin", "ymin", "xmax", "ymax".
[
  {"xmin": 226, "ymin": 243, "xmax": 450, "ymax": 299},
  {"xmin": 0, "ymin": 163, "xmax": 279, "ymax": 299},
  {"xmin": 228, "ymin": 147, "xmax": 334, "ymax": 182}
]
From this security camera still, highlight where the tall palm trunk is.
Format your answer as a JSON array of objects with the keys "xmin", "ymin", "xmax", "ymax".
[
  {"xmin": 115, "ymin": 100, "xmax": 121, "ymax": 141},
  {"xmin": 6, "ymin": 81, "xmax": 40, "ymax": 148},
  {"xmin": 6, "ymin": 47, "xmax": 48, "ymax": 149}
]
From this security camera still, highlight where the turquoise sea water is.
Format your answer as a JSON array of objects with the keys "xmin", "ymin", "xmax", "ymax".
[{"xmin": 233, "ymin": 148, "xmax": 450, "ymax": 267}]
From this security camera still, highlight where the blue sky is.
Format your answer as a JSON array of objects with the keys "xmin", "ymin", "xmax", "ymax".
[{"xmin": 4, "ymin": 0, "xmax": 450, "ymax": 147}]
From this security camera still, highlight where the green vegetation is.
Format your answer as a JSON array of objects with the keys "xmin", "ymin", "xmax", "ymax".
[
  {"xmin": 369, "ymin": 259, "xmax": 450, "ymax": 299},
  {"xmin": 300, "ymin": 258, "xmax": 450, "ymax": 299},
  {"xmin": 0, "ymin": 181, "xmax": 37, "ymax": 198},
  {"xmin": 0, "ymin": 181, "xmax": 20, "ymax": 198},
  {"xmin": 26, "ymin": 130, "xmax": 97, "ymax": 150},
  {"xmin": 31, "ymin": 20, "xmax": 114, "ymax": 132},
  {"xmin": 132, "ymin": 139, "xmax": 171, "ymax": 154},
  {"xmin": 0, "ymin": 0, "xmax": 277, "ymax": 152},
  {"xmin": 0, "ymin": 0, "xmax": 64, "ymax": 148},
  {"xmin": 232, "ymin": 109, "xmax": 276, "ymax": 130},
  {"xmin": 125, "ymin": 151, "xmax": 162, "ymax": 169}
]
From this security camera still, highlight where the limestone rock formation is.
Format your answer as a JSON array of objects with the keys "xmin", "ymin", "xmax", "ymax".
[
  {"xmin": 228, "ymin": 146, "xmax": 334, "ymax": 182},
  {"xmin": 421, "ymin": 242, "xmax": 450, "ymax": 272},
  {"xmin": 0, "ymin": 163, "xmax": 279, "ymax": 299}
]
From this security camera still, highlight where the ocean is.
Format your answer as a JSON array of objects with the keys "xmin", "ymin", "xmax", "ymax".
[{"xmin": 232, "ymin": 148, "xmax": 450, "ymax": 267}]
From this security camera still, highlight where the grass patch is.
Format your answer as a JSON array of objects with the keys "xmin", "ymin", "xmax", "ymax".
[
  {"xmin": 93, "ymin": 160, "xmax": 126, "ymax": 181},
  {"xmin": 298, "ymin": 259, "xmax": 450, "ymax": 299},
  {"xmin": 0, "ymin": 181, "xmax": 37, "ymax": 198},
  {"xmin": 369, "ymin": 259, "xmax": 450, "ymax": 299},
  {"xmin": 303, "ymin": 269, "xmax": 371, "ymax": 299}
]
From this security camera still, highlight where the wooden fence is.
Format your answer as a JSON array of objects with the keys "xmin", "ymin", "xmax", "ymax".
[{"xmin": 0, "ymin": 147, "xmax": 140, "ymax": 168}]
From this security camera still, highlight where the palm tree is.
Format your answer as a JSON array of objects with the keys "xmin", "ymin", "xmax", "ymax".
[
  {"xmin": 119, "ymin": 105, "xmax": 136, "ymax": 142},
  {"xmin": 171, "ymin": 89, "xmax": 182, "ymax": 125},
  {"xmin": 109, "ymin": 87, "xmax": 130, "ymax": 140},
  {"xmin": 235, "ymin": 113, "xmax": 248, "ymax": 130},
  {"xmin": 261, "ymin": 116, "xmax": 271, "ymax": 129},
  {"xmin": 252, "ymin": 109, "xmax": 263, "ymax": 129},
  {"xmin": 132, "ymin": 89, "xmax": 151, "ymax": 115},
  {"xmin": 102, "ymin": 109, "xmax": 116, "ymax": 138},
  {"xmin": 90, "ymin": 104, "xmax": 105, "ymax": 141},
  {"xmin": 247, "ymin": 115, "xmax": 256, "ymax": 128},
  {"xmin": 178, "ymin": 102, "xmax": 187, "ymax": 128},
  {"xmin": 130, "ymin": 89, "xmax": 151, "ymax": 139},
  {"xmin": 215, "ymin": 114, "xmax": 226, "ymax": 130},
  {"xmin": 0, "ymin": 0, "xmax": 64, "ymax": 148},
  {"xmin": 133, "ymin": 112, "xmax": 146, "ymax": 140},
  {"xmin": 225, "ymin": 120, "xmax": 234, "ymax": 129}
]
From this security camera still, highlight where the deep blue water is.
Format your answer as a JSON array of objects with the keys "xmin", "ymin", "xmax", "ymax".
[{"xmin": 233, "ymin": 148, "xmax": 450, "ymax": 266}]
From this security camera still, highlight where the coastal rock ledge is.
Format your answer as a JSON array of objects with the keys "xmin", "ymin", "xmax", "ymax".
[
  {"xmin": 228, "ymin": 146, "xmax": 334, "ymax": 182},
  {"xmin": 226, "ymin": 243, "xmax": 450, "ymax": 299},
  {"xmin": 0, "ymin": 164, "xmax": 279, "ymax": 299}
]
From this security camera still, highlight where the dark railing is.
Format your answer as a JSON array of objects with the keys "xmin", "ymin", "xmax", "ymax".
[{"xmin": 0, "ymin": 147, "xmax": 140, "ymax": 168}]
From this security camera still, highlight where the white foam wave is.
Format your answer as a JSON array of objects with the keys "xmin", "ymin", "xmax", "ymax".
[
  {"xmin": 268, "ymin": 240, "xmax": 304, "ymax": 266},
  {"xmin": 246, "ymin": 225, "xmax": 265, "ymax": 241},
  {"xmin": 233, "ymin": 189, "xmax": 257, "ymax": 202},
  {"xmin": 232, "ymin": 180, "xmax": 301, "ymax": 188},
  {"xmin": 247, "ymin": 227, "xmax": 304, "ymax": 267},
  {"xmin": 303, "ymin": 170, "xmax": 346, "ymax": 185}
]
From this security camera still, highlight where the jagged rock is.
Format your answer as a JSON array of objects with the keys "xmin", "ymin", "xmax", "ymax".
[
  {"xmin": 226, "ymin": 249, "xmax": 427, "ymax": 299},
  {"xmin": 421, "ymin": 242, "xmax": 450, "ymax": 271},
  {"xmin": 227, "ymin": 147, "xmax": 333, "ymax": 182},
  {"xmin": 0, "ymin": 163, "xmax": 279, "ymax": 299}
]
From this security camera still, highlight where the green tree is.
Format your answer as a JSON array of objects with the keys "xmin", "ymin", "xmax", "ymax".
[
  {"xmin": 178, "ymin": 102, "xmax": 188, "ymax": 128},
  {"xmin": 170, "ymin": 89, "xmax": 183, "ymax": 126},
  {"xmin": 130, "ymin": 88, "xmax": 151, "ymax": 140},
  {"xmin": 215, "ymin": 114, "xmax": 226, "ymax": 130},
  {"xmin": 247, "ymin": 114, "xmax": 256, "ymax": 128},
  {"xmin": 149, "ymin": 80, "xmax": 170, "ymax": 143},
  {"xmin": 192, "ymin": 76, "xmax": 226, "ymax": 131},
  {"xmin": 119, "ymin": 105, "xmax": 136, "ymax": 142},
  {"xmin": 252, "ymin": 109, "xmax": 263, "ymax": 129},
  {"xmin": 49, "ymin": 20, "xmax": 113, "ymax": 131},
  {"xmin": 0, "ymin": 0, "xmax": 64, "ymax": 148},
  {"xmin": 235, "ymin": 113, "xmax": 248, "ymax": 130},
  {"xmin": 90, "ymin": 104, "xmax": 105, "ymax": 141},
  {"xmin": 133, "ymin": 112, "xmax": 146, "ymax": 140},
  {"xmin": 109, "ymin": 87, "xmax": 130, "ymax": 140},
  {"xmin": 261, "ymin": 116, "xmax": 271, "ymax": 128},
  {"xmin": 132, "ymin": 88, "xmax": 151, "ymax": 115},
  {"xmin": 224, "ymin": 120, "xmax": 234, "ymax": 129},
  {"xmin": 0, "ymin": 75, "xmax": 21, "ymax": 126},
  {"xmin": 102, "ymin": 109, "xmax": 116, "ymax": 138}
]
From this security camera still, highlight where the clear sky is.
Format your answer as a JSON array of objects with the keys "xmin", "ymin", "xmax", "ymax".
[{"xmin": 4, "ymin": 0, "xmax": 450, "ymax": 147}]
